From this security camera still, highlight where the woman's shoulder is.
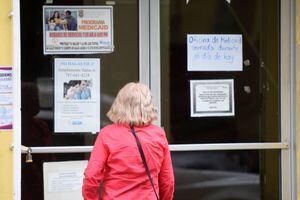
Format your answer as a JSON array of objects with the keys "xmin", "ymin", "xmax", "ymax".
[
  {"xmin": 99, "ymin": 123, "xmax": 165, "ymax": 135},
  {"xmin": 100, "ymin": 123, "xmax": 118, "ymax": 132},
  {"xmin": 147, "ymin": 124, "xmax": 164, "ymax": 131},
  {"xmin": 99, "ymin": 123, "xmax": 128, "ymax": 135},
  {"xmin": 98, "ymin": 124, "xmax": 132, "ymax": 144},
  {"xmin": 144, "ymin": 124, "xmax": 166, "ymax": 137}
]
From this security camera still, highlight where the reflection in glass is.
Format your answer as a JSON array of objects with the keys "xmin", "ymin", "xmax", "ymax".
[
  {"xmin": 21, "ymin": 0, "xmax": 139, "ymax": 146},
  {"xmin": 172, "ymin": 150, "xmax": 279, "ymax": 200},
  {"xmin": 21, "ymin": 153, "xmax": 89, "ymax": 200},
  {"xmin": 21, "ymin": 150, "xmax": 280, "ymax": 200},
  {"xmin": 161, "ymin": 0, "xmax": 280, "ymax": 143},
  {"xmin": 21, "ymin": 82, "xmax": 53, "ymax": 147}
]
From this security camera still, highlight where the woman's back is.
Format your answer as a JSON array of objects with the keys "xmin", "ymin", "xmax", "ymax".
[
  {"xmin": 83, "ymin": 124, "xmax": 174, "ymax": 200},
  {"xmin": 104, "ymin": 124, "xmax": 169, "ymax": 199},
  {"xmin": 82, "ymin": 82, "xmax": 174, "ymax": 200}
]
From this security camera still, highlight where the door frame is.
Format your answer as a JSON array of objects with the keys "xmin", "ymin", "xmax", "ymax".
[
  {"xmin": 149, "ymin": 0, "xmax": 296, "ymax": 199},
  {"xmin": 13, "ymin": 0, "xmax": 21, "ymax": 199},
  {"xmin": 12, "ymin": 0, "xmax": 296, "ymax": 199},
  {"xmin": 12, "ymin": 0, "xmax": 151, "ymax": 199}
]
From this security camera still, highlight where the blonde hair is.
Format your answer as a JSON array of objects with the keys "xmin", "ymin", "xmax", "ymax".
[{"xmin": 107, "ymin": 82, "xmax": 157, "ymax": 126}]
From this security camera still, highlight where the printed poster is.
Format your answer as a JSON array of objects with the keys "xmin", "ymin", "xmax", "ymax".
[
  {"xmin": 190, "ymin": 79, "xmax": 235, "ymax": 117},
  {"xmin": 0, "ymin": 105, "xmax": 13, "ymax": 130},
  {"xmin": 54, "ymin": 58, "xmax": 100, "ymax": 133},
  {"xmin": 43, "ymin": 6, "xmax": 113, "ymax": 54},
  {"xmin": 187, "ymin": 34, "xmax": 243, "ymax": 71},
  {"xmin": 43, "ymin": 160, "xmax": 88, "ymax": 200},
  {"xmin": 0, "ymin": 67, "xmax": 13, "ymax": 130}
]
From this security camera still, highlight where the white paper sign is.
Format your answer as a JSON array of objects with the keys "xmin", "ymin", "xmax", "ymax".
[
  {"xmin": 190, "ymin": 79, "xmax": 235, "ymax": 117},
  {"xmin": 48, "ymin": 172, "xmax": 83, "ymax": 192},
  {"xmin": 43, "ymin": 6, "xmax": 113, "ymax": 54},
  {"xmin": 0, "ymin": 93, "xmax": 13, "ymax": 105},
  {"xmin": 0, "ymin": 105, "xmax": 13, "ymax": 129},
  {"xmin": 0, "ymin": 67, "xmax": 13, "ymax": 130},
  {"xmin": 187, "ymin": 34, "xmax": 243, "ymax": 71},
  {"xmin": 54, "ymin": 58, "xmax": 100, "ymax": 133},
  {"xmin": 0, "ymin": 67, "xmax": 13, "ymax": 93},
  {"xmin": 43, "ymin": 161, "xmax": 88, "ymax": 200}
]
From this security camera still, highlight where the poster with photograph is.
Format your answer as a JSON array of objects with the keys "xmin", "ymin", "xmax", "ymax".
[
  {"xmin": 54, "ymin": 58, "xmax": 100, "ymax": 133},
  {"xmin": 190, "ymin": 79, "xmax": 235, "ymax": 117},
  {"xmin": 187, "ymin": 34, "xmax": 243, "ymax": 71},
  {"xmin": 43, "ymin": 6, "xmax": 113, "ymax": 54},
  {"xmin": 0, "ymin": 67, "xmax": 13, "ymax": 130}
]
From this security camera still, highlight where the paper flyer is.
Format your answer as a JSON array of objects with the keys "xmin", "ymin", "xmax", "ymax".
[
  {"xmin": 54, "ymin": 58, "xmax": 100, "ymax": 133},
  {"xmin": 0, "ymin": 67, "xmax": 13, "ymax": 129},
  {"xmin": 190, "ymin": 79, "xmax": 235, "ymax": 117},
  {"xmin": 43, "ymin": 160, "xmax": 88, "ymax": 200},
  {"xmin": 0, "ymin": 105, "xmax": 13, "ymax": 129},
  {"xmin": 43, "ymin": 6, "xmax": 113, "ymax": 54}
]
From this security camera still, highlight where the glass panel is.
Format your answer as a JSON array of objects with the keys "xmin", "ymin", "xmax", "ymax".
[
  {"xmin": 21, "ymin": 153, "xmax": 89, "ymax": 199},
  {"xmin": 21, "ymin": 150, "xmax": 280, "ymax": 200},
  {"xmin": 172, "ymin": 150, "xmax": 280, "ymax": 200},
  {"xmin": 21, "ymin": 0, "xmax": 139, "ymax": 146},
  {"xmin": 160, "ymin": 0, "xmax": 280, "ymax": 143}
]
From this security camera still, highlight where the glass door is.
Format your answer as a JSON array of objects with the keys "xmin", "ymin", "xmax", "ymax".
[
  {"xmin": 18, "ymin": 0, "xmax": 145, "ymax": 199},
  {"xmin": 152, "ymin": 0, "xmax": 294, "ymax": 199},
  {"xmin": 13, "ymin": 0, "xmax": 295, "ymax": 199}
]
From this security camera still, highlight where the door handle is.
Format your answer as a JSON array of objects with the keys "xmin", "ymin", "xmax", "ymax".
[{"xmin": 10, "ymin": 144, "xmax": 33, "ymax": 163}]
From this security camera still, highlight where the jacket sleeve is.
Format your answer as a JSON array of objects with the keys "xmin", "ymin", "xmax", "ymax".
[
  {"xmin": 158, "ymin": 136, "xmax": 175, "ymax": 200},
  {"xmin": 82, "ymin": 133, "xmax": 109, "ymax": 200}
]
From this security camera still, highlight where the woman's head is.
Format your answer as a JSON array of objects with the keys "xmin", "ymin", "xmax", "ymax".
[
  {"xmin": 52, "ymin": 11, "xmax": 60, "ymax": 18},
  {"xmin": 107, "ymin": 82, "xmax": 157, "ymax": 126}
]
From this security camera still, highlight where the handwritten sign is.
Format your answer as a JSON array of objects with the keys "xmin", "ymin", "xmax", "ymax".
[{"xmin": 187, "ymin": 34, "xmax": 243, "ymax": 71}]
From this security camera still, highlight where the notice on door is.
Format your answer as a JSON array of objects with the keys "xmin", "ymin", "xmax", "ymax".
[
  {"xmin": 0, "ymin": 67, "xmax": 13, "ymax": 130},
  {"xmin": 187, "ymin": 34, "xmax": 243, "ymax": 71},
  {"xmin": 54, "ymin": 58, "xmax": 100, "ymax": 133},
  {"xmin": 43, "ymin": 6, "xmax": 113, "ymax": 54},
  {"xmin": 190, "ymin": 79, "xmax": 235, "ymax": 117},
  {"xmin": 43, "ymin": 160, "xmax": 88, "ymax": 200}
]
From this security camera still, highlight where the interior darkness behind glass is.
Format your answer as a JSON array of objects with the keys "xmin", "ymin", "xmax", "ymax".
[
  {"xmin": 20, "ymin": 0, "xmax": 139, "ymax": 146},
  {"xmin": 160, "ymin": 0, "xmax": 280, "ymax": 144}
]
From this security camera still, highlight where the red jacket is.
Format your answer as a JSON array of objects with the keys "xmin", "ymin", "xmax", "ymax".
[{"xmin": 82, "ymin": 124, "xmax": 175, "ymax": 200}]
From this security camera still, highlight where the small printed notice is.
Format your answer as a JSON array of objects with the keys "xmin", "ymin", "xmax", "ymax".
[
  {"xmin": 43, "ymin": 161, "xmax": 88, "ymax": 200},
  {"xmin": 43, "ymin": 6, "xmax": 113, "ymax": 54},
  {"xmin": 190, "ymin": 79, "xmax": 235, "ymax": 117},
  {"xmin": 0, "ymin": 93, "xmax": 13, "ymax": 105},
  {"xmin": 48, "ymin": 172, "xmax": 83, "ymax": 192},
  {"xmin": 54, "ymin": 58, "xmax": 100, "ymax": 133},
  {"xmin": 0, "ymin": 67, "xmax": 13, "ymax": 130},
  {"xmin": 0, "ymin": 67, "xmax": 13, "ymax": 92},
  {"xmin": 187, "ymin": 34, "xmax": 243, "ymax": 71},
  {"xmin": 0, "ymin": 105, "xmax": 13, "ymax": 129}
]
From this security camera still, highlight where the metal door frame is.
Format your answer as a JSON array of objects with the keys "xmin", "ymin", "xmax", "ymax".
[
  {"xmin": 148, "ymin": 0, "xmax": 296, "ymax": 199},
  {"xmin": 12, "ymin": 0, "xmax": 296, "ymax": 199},
  {"xmin": 12, "ymin": 0, "xmax": 151, "ymax": 199}
]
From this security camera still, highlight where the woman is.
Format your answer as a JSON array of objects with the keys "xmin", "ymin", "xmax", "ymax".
[
  {"xmin": 48, "ymin": 11, "xmax": 61, "ymax": 31},
  {"xmin": 82, "ymin": 82, "xmax": 174, "ymax": 200}
]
